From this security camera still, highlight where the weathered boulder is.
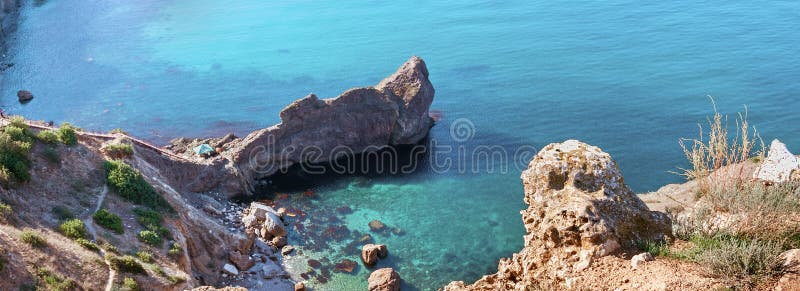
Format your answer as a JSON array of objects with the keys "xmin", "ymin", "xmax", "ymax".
[
  {"xmin": 228, "ymin": 250, "xmax": 255, "ymax": 271},
  {"xmin": 294, "ymin": 282, "xmax": 306, "ymax": 291},
  {"xmin": 776, "ymin": 249, "xmax": 800, "ymax": 291},
  {"xmin": 444, "ymin": 140, "xmax": 672, "ymax": 290},
  {"xmin": 362, "ymin": 244, "xmax": 388, "ymax": 266},
  {"xmin": 225, "ymin": 56, "xmax": 435, "ymax": 196},
  {"xmin": 753, "ymin": 139, "xmax": 799, "ymax": 183},
  {"xmin": 242, "ymin": 202, "xmax": 286, "ymax": 240},
  {"xmin": 17, "ymin": 90, "xmax": 33, "ymax": 102},
  {"xmin": 368, "ymin": 268, "xmax": 401, "ymax": 291},
  {"xmin": 631, "ymin": 252, "xmax": 654, "ymax": 269}
]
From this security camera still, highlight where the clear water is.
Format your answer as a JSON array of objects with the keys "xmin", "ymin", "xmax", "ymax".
[{"xmin": 2, "ymin": 0, "xmax": 799, "ymax": 290}]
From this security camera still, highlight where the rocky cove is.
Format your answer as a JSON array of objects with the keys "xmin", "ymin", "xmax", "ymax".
[{"xmin": 1, "ymin": 1, "xmax": 800, "ymax": 290}]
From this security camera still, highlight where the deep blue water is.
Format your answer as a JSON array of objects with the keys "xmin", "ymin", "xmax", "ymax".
[{"xmin": 2, "ymin": 1, "xmax": 799, "ymax": 290}]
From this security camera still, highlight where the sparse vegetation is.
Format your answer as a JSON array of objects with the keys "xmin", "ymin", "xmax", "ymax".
[
  {"xmin": 136, "ymin": 250, "xmax": 154, "ymax": 263},
  {"xmin": 672, "ymin": 103, "xmax": 796, "ymax": 287},
  {"xmin": 75, "ymin": 238, "xmax": 100, "ymax": 251},
  {"xmin": 133, "ymin": 207, "xmax": 170, "ymax": 238},
  {"xmin": 36, "ymin": 267, "xmax": 77, "ymax": 291},
  {"xmin": 93, "ymin": 209, "xmax": 124, "ymax": 234},
  {"xmin": 59, "ymin": 218, "xmax": 87, "ymax": 240},
  {"xmin": 121, "ymin": 277, "xmax": 139, "ymax": 291},
  {"xmin": 109, "ymin": 128, "xmax": 129, "ymax": 135},
  {"xmin": 20, "ymin": 229, "xmax": 46, "ymax": 248},
  {"xmin": 36, "ymin": 129, "xmax": 60, "ymax": 144},
  {"xmin": 0, "ymin": 255, "xmax": 5, "ymax": 271},
  {"xmin": 107, "ymin": 255, "xmax": 146, "ymax": 274},
  {"xmin": 42, "ymin": 146, "xmax": 60, "ymax": 164},
  {"xmin": 137, "ymin": 230, "xmax": 162, "ymax": 246},
  {"xmin": 103, "ymin": 143, "xmax": 133, "ymax": 159},
  {"xmin": 57, "ymin": 123, "xmax": 78, "ymax": 145},
  {"xmin": 52, "ymin": 205, "xmax": 74, "ymax": 221},
  {"xmin": 168, "ymin": 242, "xmax": 182, "ymax": 258},
  {"xmin": 104, "ymin": 160, "xmax": 172, "ymax": 211},
  {"xmin": 0, "ymin": 202, "xmax": 11, "ymax": 222}
]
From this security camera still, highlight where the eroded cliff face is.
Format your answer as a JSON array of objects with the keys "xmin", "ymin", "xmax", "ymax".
[
  {"xmin": 444, "ymin": 140, "xmax": 672, "ymax": 290},
  {"xmin": 173, "ymin": 56, "xmax": 435, "ymax": 197}
]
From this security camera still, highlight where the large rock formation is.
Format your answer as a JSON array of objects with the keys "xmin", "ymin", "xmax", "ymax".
[
  {"xmin": 226, "ymin": 56, "xmax": 434, "ymax": 195},
  {"xmin": 368, "ymin": 268, "xmax": 401, "ymax": 291},
  {"xmin": 753, "ymin": 139, "xmax": 800, "ymax": 183},
  {"xmin": 444, "ymin": 140, "xmax": 671, "ymax": 290}
]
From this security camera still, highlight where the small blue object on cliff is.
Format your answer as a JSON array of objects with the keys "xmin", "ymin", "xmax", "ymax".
[{"xmin": 193, "ymin": 144, "xmax": 214, "ymax": 156}]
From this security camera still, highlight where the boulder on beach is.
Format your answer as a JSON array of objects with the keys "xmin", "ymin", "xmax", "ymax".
[
  {"xmin": 242, "ymin": 202, "xmax": 287, "ymax": 240},
  {"xmin": 17, "ymin": 90, "xmax": 33, "ymax": 102},
  {"xmin": 362, "ymin": 244, "xmax": 388, "ymax": 266},
  {"xmin": 368, "ymin": 268, "xmax": 401, "ymax": 291}
]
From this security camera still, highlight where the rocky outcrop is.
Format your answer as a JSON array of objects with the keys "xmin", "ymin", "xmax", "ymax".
[
  {"xmin": 368, "ymin": 268, "xmax": 401, "ymax": 291},
  {"xmin": 210, "ymin": 56, "xmax": 435, "ymax": 196},
  {"xmin": 16, "ymin": 90, "xmax": 32, "ymax": 102},
  {"xmin": 361, "ymin": 244, "xmax": 388, "ymax": 266},
  {"xmin": 444, "ymin": 140, "xmax": 671, "ymax": 290},
  {"xmin": 753, "ymin": 139, "xmax": 800, "ymax": 183}
]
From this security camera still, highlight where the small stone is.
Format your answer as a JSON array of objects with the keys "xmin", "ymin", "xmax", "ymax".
[
  {"xmin": 753, "ymin": 139, "xmax": 800, "ymax": 183},
  {"xmin": 294, "ymin": 282, "xmax": 306, "ymax": 291},
  {"xmin": 308, "ymin": 259, "xmax": 322, "ymax": 269},
  {"xmin": 222, "ymin": 263, "xmax": 239, "ymax": 276},
  {"xmin": 271, "ymin": 236, "xmax": 288, "ymax": 248},
  {"xmin": 359, "ymin": 234, "xmax": 373, "ymax": 244},
  {"xmin": 281, "ymin": 245, "xmax": 295, "ymax": 255},
  {"xmin": 391, "ymin": 228, "xmax": 405, "ymax": 236},
  {"xmin": 631, "ymin": 252, "xmax": 654, "ymax": 269}
]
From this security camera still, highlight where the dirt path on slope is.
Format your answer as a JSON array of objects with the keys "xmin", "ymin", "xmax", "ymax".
[{"xmin": 81, "ymin": 186, "xmax": 116, "ymax": 291}]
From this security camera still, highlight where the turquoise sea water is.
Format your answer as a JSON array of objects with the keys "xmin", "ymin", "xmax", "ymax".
[{"xmin": 2, "ymin": 1, "xmax": 799, "ymax": 290}]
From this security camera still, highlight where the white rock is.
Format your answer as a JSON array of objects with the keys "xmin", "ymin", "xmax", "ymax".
[
  {"xmin": 780, "ymin": 249, "xmax": 800, "ymax": 272},
  {"xmin": 223, "ymin": 263, "xmax": 239, "ymax": 275},
  {"xmin": 631, "ymin": 252, "xmax": 654, "ymax": 269},
  {"xmin": 753, "ymin": 139, "xmax": 799, "ymax": 183}
]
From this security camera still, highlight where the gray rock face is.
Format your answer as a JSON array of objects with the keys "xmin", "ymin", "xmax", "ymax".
[
  {"xmin": 225, "ymin": 56, "xmax": 435, "ymax": 195},
  {"xmin": 444, "ymin": 140, "xmax": 672, "ymax": 290},
  {"xmin": 753, "ymin": 139, "xmax": 799, "ymax": 183}
]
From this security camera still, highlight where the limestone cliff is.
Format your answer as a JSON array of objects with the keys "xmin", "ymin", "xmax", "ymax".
[{"xmin": 444, "ymin": 140, "xmax": 672, "ymax": 290}]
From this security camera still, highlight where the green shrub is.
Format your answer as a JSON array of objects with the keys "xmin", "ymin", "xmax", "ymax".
[
  {"xmin": 36, "ymin": 129, "xmax": 59, "ymax": 144},
  {"xmin": 168, "ymin": 242, "xmax": 182, "ymax": 258},
  {"xmin": 168, "ymin": 275, "xmax": 186, "ymax": 285},
  {"xmin": 137, "ymin": 230, "xmax": 162, "ymax": 246},
  {"xmin": 5, "ymin": 126, "xmax": 32, "ymax": 144},
  {"xmin": 104, "ymin": 160, "xmax": 172, "ymax": 211},
  {"xmin": 59, "ymin": 219, "xmax": 87, "ymax": 240},
  {"xmin": 0, "ymin": 255, "xmax": 5, "ymax": 271},
  {"xmin": 0, "ymin": 128, "xmax": 32, "ymax": 184},
  {"xmin": 104, "ymin": 143, "xmax": 133, "ymax": 159},
  {"xmin": 135, "ymin": 250, "xmax": 154, "ymax": 263},
  {"xmin": 8, "ymin": 116, "xmax": 28, "ymax": 129},
  {"xmin": 636, "ymin": 240, "xmax": 671, "ymax": 258},
  {"xmin": 0, "ymin": 202, "xmax": 11, "ymax": 221},
  {"xmin": 75, "ymin": 238, "xmax": 100, "ymax": 251},
  {"xmin": 107, "ymin": 255, "xmax": 145, "ymax": 274},
  {"xmin": 101, "ymin": 241, "xmax": 120, "ymax": 254},
  {"xmin": 121, "ymin": 277, "xmax": 139, "ymax": 291},
  {"xmin": 20, "ymin": 230, "xmax": 46, "ymax": 248},
  {"xmin": 51, "ymin": 205, "xmax": 74, "ymax": 221},
  {"xmin": 57, "ymin": 123, "xmax": 78, "ymax": 145},
  {"xmin": 93, "ymin": 209, "xmax": 124, "ymax": 234},
  {"xmin": 699, "ymin": 238, "xmax": 784, "ymax": 285},
  {"xmin": 36, "ymin": 268, "xmax": 76, "ymax": 291},
  {"xmin": 132, "ymin": 208, "xmax": 170, "ymax": 238}
]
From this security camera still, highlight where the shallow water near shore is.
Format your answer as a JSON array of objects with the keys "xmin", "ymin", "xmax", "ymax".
[{"xmin": 2, "ymin": 0, "xmax": 799, "ymax": 289}]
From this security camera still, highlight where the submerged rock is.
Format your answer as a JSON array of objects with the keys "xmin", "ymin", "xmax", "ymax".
[
  {"xmin": 17, "ymin": 90, "xmax": 33, "ymax": 102},
  {"xmin": 368, "ymin": 268, "xmax": 401, "ymax": 291},
  {"xmin": 753, "ymin": 139, "xmax": 799, "ymax": 183},
  {"xmin": 334, "ymin": 259, "xmax": 357, "ymax": 273},
  {"xmin": 369, "ymin": 220, "xmax": 386, "ymax": 232},
  {"xmin": 444, "ymin": 140, "xmax": 671, "ymax": 290}
]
